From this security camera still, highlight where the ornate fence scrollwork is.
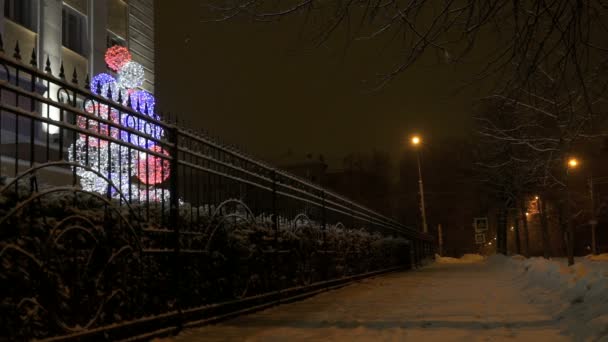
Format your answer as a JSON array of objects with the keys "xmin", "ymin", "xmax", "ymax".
[{"xmin": 0, "ymin": 164, "xmax": 143, "ymax": 339}]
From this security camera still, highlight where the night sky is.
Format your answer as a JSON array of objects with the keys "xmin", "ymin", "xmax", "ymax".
[{"xmin": 156, "ymin": 1, "xmax": 489, "ymax": 168}]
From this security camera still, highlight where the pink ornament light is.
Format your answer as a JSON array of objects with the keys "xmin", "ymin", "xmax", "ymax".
[
  {"xmin": 79, "ymin": 102, "xmax": 120, "ymax": 147},
  {"xmin": 105, "ymin": 46, "xmax": 132, "ymax": 72},
  {"xmin": 137, "ymin": 146, "xmax": 170, "ymax": 185}
]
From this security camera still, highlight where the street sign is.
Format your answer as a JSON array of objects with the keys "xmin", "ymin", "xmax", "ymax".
[
  {"xmin": 475, "ymin": 233, "xmax": 486, "ymax": 244},
  {"xmin": 474, "ymin": 217, "xmax": 488, "ymax": 232}
]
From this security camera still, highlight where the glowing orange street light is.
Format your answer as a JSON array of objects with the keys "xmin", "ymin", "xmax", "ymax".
[
  {"xmin": 411, "ymin": 135, "xmax": 421, "ymax": 146},
  {"xmin": 534, "ymin": 196, "xmax": 539, "ymax": 200},
  {"xmin": 568, "ymin": 158, "xmax": 579, "ymax": 169}
]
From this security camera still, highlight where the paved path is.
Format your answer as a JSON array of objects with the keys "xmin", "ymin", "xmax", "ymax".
[{"xmin": 159, "ymin": 262, "xmax": 570, "ymax": 341}]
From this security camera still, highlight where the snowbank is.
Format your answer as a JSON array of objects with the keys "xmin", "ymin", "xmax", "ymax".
[
  {"xmin": 435, "ymin": 253, "xmax": 485, "ymax": 264},
  {"xmin": 585, "ymin": 253, "xmax": 608, "ymax": 261},
  {"xmin": 503, "ymin": 255, "xmax": 608, "ymax": 341}
]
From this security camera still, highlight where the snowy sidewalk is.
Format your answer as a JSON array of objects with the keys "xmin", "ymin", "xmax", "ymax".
[{"xmin": 158, "ymin": 261, "xmax": 571, "ymax": 341}]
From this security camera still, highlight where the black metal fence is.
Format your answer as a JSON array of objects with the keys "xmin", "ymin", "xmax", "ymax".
[{"xmin": 0, "ymin": 40, "xmax": 434, "ymax": 341}]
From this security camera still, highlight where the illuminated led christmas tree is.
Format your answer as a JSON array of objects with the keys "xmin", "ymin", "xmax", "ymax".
[{"xmin": 69, "ymin": 46, "xmax": 169, "ymax": 202}]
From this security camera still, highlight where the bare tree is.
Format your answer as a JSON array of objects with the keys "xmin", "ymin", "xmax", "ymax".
[
  {"xmin": 207, "ymin": 0, "xmax": 608, "ymax": 93},
  {"xmin": 475, "ymin": 57, "xmax": 607, "ymax": 263}
]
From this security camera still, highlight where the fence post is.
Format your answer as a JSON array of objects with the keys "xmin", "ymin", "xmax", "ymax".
[
  {"xmin": 321, "ymin": 190, "xmax": 326, "ymax": 243},
  {"xmin": 169, "ymin": 124, "xmax": 183, "ymax": 333},
  {"xmin": 271, "ymin": 170, "xmax": 280, "ymax": 291},
  {"xmin": 321, "ymin": 190, "xmax": 327, "ymax": 281},
  {"xmin": 272, "ymin": 170, "xmax": 278, "ymax": 242}
]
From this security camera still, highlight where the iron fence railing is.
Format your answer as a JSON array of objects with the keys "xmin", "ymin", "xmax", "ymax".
[{"xmin": 0, "ymin": 38, "xmax": 434, "ymax": 341}]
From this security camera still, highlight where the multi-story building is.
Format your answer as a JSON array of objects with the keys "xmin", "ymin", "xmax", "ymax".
[
  {"xmin": 0, "ymin": 0, "xmax": 155, "ymax": 93},
  {"xmin": 0, "ymin": 0, "xmax": 155, "ymax": 181}
]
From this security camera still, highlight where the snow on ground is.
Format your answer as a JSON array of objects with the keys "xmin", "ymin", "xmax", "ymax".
[
  {"xmin": 156, "ymin": 253, "xmax": 608, "ymax": 341},
  {"xmin": 435, "ymin": 253, "xmax": 485, "ymax": 264},
  {"xmin": 586, "ymin": 253, "xmax": 608, "ymax": 261}
]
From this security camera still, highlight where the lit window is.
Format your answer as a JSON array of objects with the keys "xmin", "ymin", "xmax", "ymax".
[
  {"xmin": 4, "ymin": 0, "xmax": 38, "ymax": 32},
  {"xmin": 62, "ymin": 4, "xmax": 88, "ymax": 55}
]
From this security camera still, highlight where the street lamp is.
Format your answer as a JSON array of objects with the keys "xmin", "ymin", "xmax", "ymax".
[
  {"xmin": 410, "ymin": 134, "xmax": 428, "ymax": 234},
  {"xmin": 565, "ymin": 156, "xmax": 580, "ymax": 266}
]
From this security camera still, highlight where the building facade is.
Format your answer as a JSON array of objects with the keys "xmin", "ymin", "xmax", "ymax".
[
  {"xmin": 0, "ymin": 0, "xmax": 155, "ymax": 182},
  {"xmin": 0, "ymin": 0, "xmax": 155, "ymax": 92}
]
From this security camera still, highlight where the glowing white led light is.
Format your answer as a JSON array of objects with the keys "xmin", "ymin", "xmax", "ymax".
[{"xmin": 117, "ymin": 61, "xmax": 145, "ymax": 89}]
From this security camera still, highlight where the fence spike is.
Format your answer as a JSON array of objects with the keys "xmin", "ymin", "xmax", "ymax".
[
  {"xmin": 13, "ymin": 41, "xmax": 21, "ymax": 60},
  {"xmin": 95, "ymin": 80, "xmax": 101, "ymax": 94},
  {"xmin": 59, "ymin": 62, "xmax": 65, "ymax": 79},
  {"xmin": 117, "ymin": 88, "xmax": 123, "ymax": 103},
  {"xmin": 71, "ymin": 67, "xmax": 78, "ymax": 84},
  {"xmin": 30, "ymin": 48, "xmax": 36, "ymax": 67},
  {"xmin": 84, "ymin": 74, "xmax": 90, "ymax": 89},
  {"xmin": 107, "ymin": 83, "xmax": 113, "ymax": 99},
  {"xmin": 127, "ymin": 93, "xmax": 132, "ymax": 108},
  {"xmin": 44, "ymin": 56, "xmax": 52, "ymax": 74}
]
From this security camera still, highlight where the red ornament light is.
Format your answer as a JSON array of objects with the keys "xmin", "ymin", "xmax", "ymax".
[
  {"xmin": 78, "ymin": 102, "xmax": 120, "ymax": 147},
  {"xmin": 137, "ymin": 146, "xmax": 170, "ymax": 185},
  {"xmin": 104, "ymin": 46, "xmax": 132, "ymax": 72}
]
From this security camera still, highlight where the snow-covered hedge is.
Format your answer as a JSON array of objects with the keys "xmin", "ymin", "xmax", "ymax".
[{"xmin": 0, "ymin": 182, "xmax": 410, "ymax": 339}]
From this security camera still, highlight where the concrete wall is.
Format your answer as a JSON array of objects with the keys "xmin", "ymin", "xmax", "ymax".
[{"xmin": 4, "ymin": 20, "xmax": 37, "ymax": 62}]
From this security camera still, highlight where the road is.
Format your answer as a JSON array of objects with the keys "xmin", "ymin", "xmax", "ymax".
[{"xmin": 158, "ymin": 262, "xmax": 570, "ymax": 341}]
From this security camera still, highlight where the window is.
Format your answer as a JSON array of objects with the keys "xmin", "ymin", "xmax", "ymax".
[
  {"xmin": 108, "ymin": 0, "xmax": 128, "ymax": 39},
  {"xmin": 63, "ymin": 0, "xmax": 87, "ymax": 14},
  {"xmin": 4, "ymin": 0, "xmax": 38, "ymax": 32},
  {"xmin": 62, "ymin": 4, "xmax": 87, "ymax": 55},
  {"xmin": 107, "ymin": 31, "xmax": 126, "ymax": 48}
]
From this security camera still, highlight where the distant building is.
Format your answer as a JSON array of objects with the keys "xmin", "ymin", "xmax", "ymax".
[
  {"xmin": 325, "ymin": 168, "xmax": 365, "ymax": 196},
  {"xmin": 276, "ymin": 150, "xmax": 327, "ymax": 184}
]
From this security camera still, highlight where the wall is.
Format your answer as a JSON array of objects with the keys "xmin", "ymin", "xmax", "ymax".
[
  {"xmin": 4, "ymin": 20, "xmax": 37, "ymax": 63},
  {"xmin": 128, "ymin": 0, "xmax": 155, "ymax": 93},
  {"xmin": 61, "ymin": 46, "xmax": 88, "ymax": 84}
]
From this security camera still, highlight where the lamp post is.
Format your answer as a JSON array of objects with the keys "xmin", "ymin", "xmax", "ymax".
[
  {"xmin": 589, "ymin": 177, "xmax": 598, "ymax": 255},
  {"xmin": 566, "ymin": 157, "xmax": 579, "ymax": 266},
  {"xmin": 411, "ymin": 135, "xmax": 428, "ymax": 234}
]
